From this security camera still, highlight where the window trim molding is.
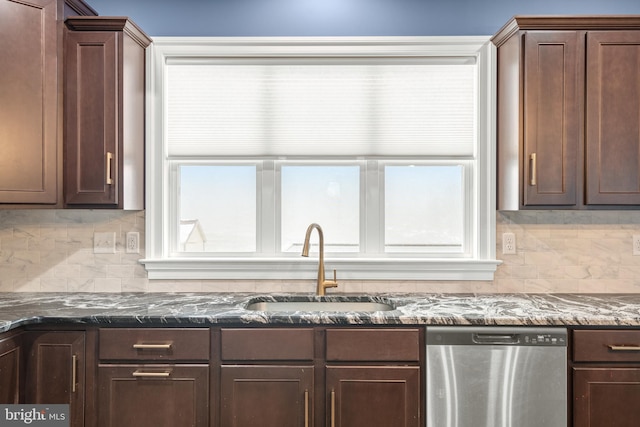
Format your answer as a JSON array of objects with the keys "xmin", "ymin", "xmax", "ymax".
[{"xmin": 142, "ymin": 36, "xmax": 500, "ymax": 281}]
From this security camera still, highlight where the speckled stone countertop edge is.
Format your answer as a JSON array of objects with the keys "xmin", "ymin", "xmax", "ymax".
[{"xmin": 1, "ymin": 292, "xmax": 640, "ymax": 333}]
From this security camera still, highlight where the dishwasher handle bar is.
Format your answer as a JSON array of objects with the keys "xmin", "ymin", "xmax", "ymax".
[
  {"xmin": 426, "ymin": 326, "xmax": 568, "ymax": 347},
  {"xmin": 473, "ymin": 333, "xmax": 519, "ymax": 345}
]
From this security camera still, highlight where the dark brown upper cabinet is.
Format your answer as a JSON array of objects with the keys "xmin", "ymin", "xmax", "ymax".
[
  {"xmin": 64, "ymin": 17, "xmax": 151, "ymax": 209},
  {"xmin": 0, "ymin": 0, "xmax": 96, "ymax": 206},
  {"xmin": 493, "ymin": 16, "xmax": 640, "ymax": 209}
]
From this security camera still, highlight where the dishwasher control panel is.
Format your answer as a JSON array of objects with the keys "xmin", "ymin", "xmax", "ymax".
[{"xmin": 523, "ymin": 332, "xmax": 567, "ymax": 346}]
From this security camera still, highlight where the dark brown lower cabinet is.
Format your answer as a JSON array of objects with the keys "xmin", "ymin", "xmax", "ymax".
[
  {"xmin": 325, "ymin": 366, "xmax": 420, "ymax": 427},
  {"xmin": 0, "ymin": 331, "xmax": 22, "ymax": 403},
  {"xmin": 97, "ymin": 364, "xmax": 209, "ymax": 427},
  {"xmin": 220, "ymin": 365, "xmax": 314, "ymax": 427},
  {"xmin": 574, "ymin": 367, "xmax": 640, "ymax": 427},
  {"xmin": 25, "ymin": 331, "xmax": 85, "ymax": 427}
]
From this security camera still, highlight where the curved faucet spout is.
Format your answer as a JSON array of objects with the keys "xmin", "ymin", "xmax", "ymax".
[{"xmin": 301, "ymin": 223, "xmax": 338, "ymax": 296}]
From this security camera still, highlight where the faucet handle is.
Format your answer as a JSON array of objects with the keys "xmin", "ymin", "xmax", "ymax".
[{"xmin": 324, "ymin": 269, "xmax": 338, "ymax": 288}]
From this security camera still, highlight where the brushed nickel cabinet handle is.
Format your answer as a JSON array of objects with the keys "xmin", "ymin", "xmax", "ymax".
[
  {"xmin": 132, "ymin": 370, "xmax": 171, "ymax": 378},
  {"xmin": 331, "ymin": 390, "xmax": 336, "ymax": 427},
  {"xmin": 132, "ymin": 343, "xmax": 172, "ymax": 350},
  {"xmin": 71, "ymin": 354, "xmax": 77, "ymax": 393},
  {"xmin": 608, "ymin": 345, "xmax": 640, "ymax": 351},
  {"xmin": 529, "ymin": 153, "xmax": 537, "ymax": 186},
  {"xmin": 106, "ymin": 152, "xmax": 113, "ymax": 185},
  {"xmin": 304, "ymin": 390, "xmax": 309, "ymax": 427}
]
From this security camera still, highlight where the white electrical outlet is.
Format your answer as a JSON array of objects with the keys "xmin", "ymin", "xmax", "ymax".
[
  {"xmin": 502, "ymin": 232, "xmax": 516, "ymax": 255},
  {"xmin": 633, "ymin": 235, "xmax": 640, "ymax": 256},
  {"xmin": 94, "ymin": 232, "xmax": 116, "ymax": 254},
  {"xmin": 126, "ymin": 231, "xmax": 140, "ymax": 254}
]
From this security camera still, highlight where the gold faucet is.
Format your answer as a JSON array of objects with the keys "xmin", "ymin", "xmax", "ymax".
[{"xmin": 301, "ymin": 223, "xmax": 338, "ymax": 296}]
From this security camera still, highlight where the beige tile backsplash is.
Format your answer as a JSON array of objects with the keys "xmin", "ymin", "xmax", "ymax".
[{"xmin": 1, "ymin": 209, "xmax": 639, "ymax": 293}]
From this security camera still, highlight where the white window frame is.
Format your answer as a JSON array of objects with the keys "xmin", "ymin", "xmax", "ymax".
[{"xmin": 142, "ymin": 36, "xmax": 499, "ymax": 280}]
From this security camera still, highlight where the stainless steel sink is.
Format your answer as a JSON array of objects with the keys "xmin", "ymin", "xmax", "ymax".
[{"xmin": 245, "ymin": 300, "xmax": 395, "ymax": 312}]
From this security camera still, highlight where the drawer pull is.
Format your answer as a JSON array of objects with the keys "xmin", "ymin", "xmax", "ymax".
[
  {"xmin": 106, "ymin": 152, "xmax": 113, "ymax": 185},
  {"xmin": 133, "ymin": 343, "xmax": 172, "ymax": 350},
  {"xmin": 608, "ymin": 345, "xmax": 640, "ymax": 351},
  {"xmin": 529, "ymin": 153, "xmax": 537, "ymax": 186},
  {"xmin": 304, "ymin": 390, "xmax": 309, "ymax": 427},
  {"xmin": 330, "ymin": 390, "xmax": 336, "ymax": 427},
  {"xmin": 71, "ymin": 354, "xmax": 77, "ymax": 393},
  {"xmin": 132, "ymin": 370, "xmax": 171, "ymax": 378}
]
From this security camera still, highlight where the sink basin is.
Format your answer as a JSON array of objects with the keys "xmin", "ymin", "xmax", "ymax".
[{"xmin": 245, "ymin": 299, "xmax": 395, "ymax": 313}]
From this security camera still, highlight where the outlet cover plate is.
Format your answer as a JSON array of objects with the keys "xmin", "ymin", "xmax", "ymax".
[
  {"xmin": 634, "ymin": 235, "xmax": 640, "ymax": 256},
  {"xmin": 502, "ymin": 232, "xmax": 516, "ymax": 255},
  {"xmin": 126, "ymin": 231, "xmax": 140, "ymax": 254}
]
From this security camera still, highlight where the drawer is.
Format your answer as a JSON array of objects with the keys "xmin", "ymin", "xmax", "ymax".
[
  {"xmin": 326, "ymin": 328, "xmax": 420, "ymax": 362},
  {"xmin": 99, "ymin": 328, "xmax": 210, "ymax": 361},
  {"xmin": 574, "ymin": 330, "xmax": 640, "ymax": 362},
  {"xmin": 221, "ymin": 328, "xmax": 314, "ymax": 361}
]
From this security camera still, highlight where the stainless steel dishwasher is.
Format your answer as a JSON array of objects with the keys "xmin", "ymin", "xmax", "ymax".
[{"xmin": 426, "ymin": 326, "xmax": 567, "ymax": 427}]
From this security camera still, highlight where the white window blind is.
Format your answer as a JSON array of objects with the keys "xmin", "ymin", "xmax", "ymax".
[{"xmin": 166, "ymin": 58, "xmax": 476, "ymax": 157}]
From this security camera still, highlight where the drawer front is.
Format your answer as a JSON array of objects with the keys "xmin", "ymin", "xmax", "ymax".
[
  {"xmin": 326, "ymin": 328, "xmax": 420, "ymax": 362},
  {"xmin": 99, "ymin": 328, "xmax": 210, "ymax": 361},
  {"xmin": 97, "ymin": 364, "xmax": 209, "ymax": 427},
  {"xmin": 221, "ymin": 328, "xmax": 314, "ymax": 361},
  {"xmin": 574, "ymin": 330, "xmax": 640, "ymax": 362}
]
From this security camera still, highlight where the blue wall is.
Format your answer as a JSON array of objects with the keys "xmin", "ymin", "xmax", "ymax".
[{"xmin": 85, "ymin": 0, "xmax": 640, "ymax": 37}]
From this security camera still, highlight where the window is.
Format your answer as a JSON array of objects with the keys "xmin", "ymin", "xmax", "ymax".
[{"xmin": 142, "ymin": 37, "xmax": 499, "ymax": 280}]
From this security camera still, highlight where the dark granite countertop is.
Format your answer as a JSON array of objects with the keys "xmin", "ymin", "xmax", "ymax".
[{"xmin": 1, "ymin": 292, "xmax": 640, "ymax": 333}]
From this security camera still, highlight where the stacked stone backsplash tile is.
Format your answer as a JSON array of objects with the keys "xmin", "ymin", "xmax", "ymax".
[{"xmin": 0, "ymin": 210, "xmax": 639, "ymax": 293}]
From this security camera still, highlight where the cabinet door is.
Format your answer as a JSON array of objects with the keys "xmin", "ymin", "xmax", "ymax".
[
  {"xmin": 220, "ymin": 365, "xmax": 313, "ymax": 427},
  {"xmin": 0, "ymin": 0, "xmax": 58, "ymax": 204},
  {"xmin": 97, "ymin": 364, "xmax": 209, "ymax": 427},
  {"xmin": 326, "ymin": 366, "xmax": 420, "ymax": 427},
  {"xmin": 523, "ymin": 31, "xmax": 580, "ymax": 206},
  {"xmin": 586, "ymin": 31, "xmax": 640, "ymax": 205},
  {"xmin": 574, "ymin": 367, "xmax": 640, "ymax": 427},
  {"xmin": 0, "ymin": 332, "xmax": 22, "ymax": 404},
  {"xmin": 64, "ymin": 30, "xmax": 118, "ymax": 206},
  {"xmin": 25, "ymin": 331, "xmax": 85, "ymax": 427}
]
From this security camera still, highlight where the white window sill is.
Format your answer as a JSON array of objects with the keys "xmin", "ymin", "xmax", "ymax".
[{"xmin": 140, "ymin": 258, "xmax": 501, "ymax": 281}]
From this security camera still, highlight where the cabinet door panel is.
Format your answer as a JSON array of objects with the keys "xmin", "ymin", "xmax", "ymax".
[
  {"xmin": 326, "ymin": 366, "xmax": 420, "ymax": 427},
  {"xmin": 25, "ymin": 331, "xmax": 85, "ymax": 427},
  {"xmin": 0, "ymin": 333, "xmax": 21, "ymax": 404},
  {"xmin": 0, "ymin": 0, "xmax": 58, "ymax": 203},
  {"xmin": 586, "ymin": 31, "xmax": 640, "ymax": 204},
  {"xmin": 220, "ymin": 365, "xmax": 313, "ymax": 427},
  {"xmin": 65, "ymin": 30, "xmax": 118, "ymax": 205},
  {"xmin": 98, "ymin": 365, "xmax": 209, "ymax": 427},
  {"xmin": 574, "ymin": 367, "xmax": 640, "ymax": 427},
  {"xmin": 523, "ymin": 31, "xmax": 579, "ymax": 206}
]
